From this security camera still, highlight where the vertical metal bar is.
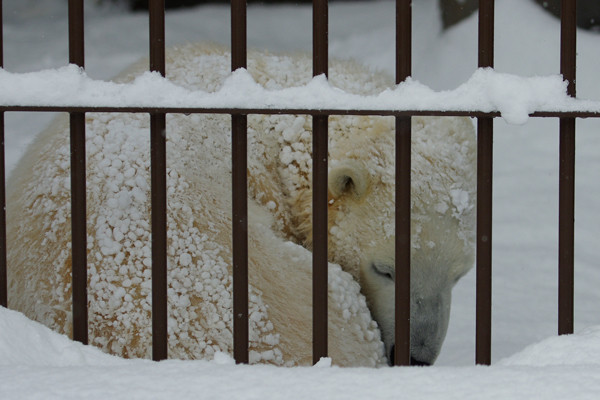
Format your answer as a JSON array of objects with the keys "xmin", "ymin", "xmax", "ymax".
[
  {"xmin": 476, "ymin": 0, "xmax": 494, "ymax": 366},
  {"xmin": 396, "ymin": 0, "xmax": 411, "ymax": 84},
  {"xmin": 231, "ymin": 0, "xmax": 247, "ymax": 72},
  {"xmin": 0, "ymin": 0, "xmax": 7, "ymax": 309},
  {"xmin": 475, "ymin": 118, "xmax": 493, "ymax": 366},
  {"xmin": 478, "ymin": 0, "xmax": 494, "ymax": 69},
  {"xmin": 0, "ymin": 110, "xmax": 5, "ymax": 309},
  {"xmin": 232, "ymin": 114, "xmax": 248, "ymax": 365},
  {"xmin": 149, "ymin": 0, "xmax": 168, "ymax": 361},
  {"xmin": 394, "ymin": 0, "xmax": 411, "ymax": 367},
  {"xmin": 0, "ymin": 0, "xmax": 3, "ymax": 69},
  {"xmin": 558, "ymin": 118, "xmax": 575, "ymax": 336},
  {"xmin": 231, "ymin": 0, "xmax": 249, "ymax": 365},
  {"xmin": 70, "ymin": 111, "xmax": 87, "ymax": 345},
  {"xmin": 560, "ymin": 0, "xmax": 577, "ymax": 99},
  {"xmin": 312, "ymin": 0, "xmax": 328, "ymax": 365},
  {"xmin": 313, "ymin": 0, "xmax": 328, "ymax": 75},
  {"xmin": 68, "ymin": 0, "xmax": 84, "ymax": 66},
  {"xmin": 68, "ymin": 0, "xmax": 88, "ymax": 345},
  {"xmin": 149, "ymin": 0, "xmax": 165, "ymax": 74},
  {"xmin": 558, "ymin": 0, "xmax": 576, "ymax": 336},
  {"xmin": 312, "ymin": 115, "xmax": 328, "ymax": 365}
]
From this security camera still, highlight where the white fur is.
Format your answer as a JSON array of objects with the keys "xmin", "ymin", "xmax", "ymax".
[{"xmin": 7, "ymin": 43, "xmax": 476, "ymax": 366}]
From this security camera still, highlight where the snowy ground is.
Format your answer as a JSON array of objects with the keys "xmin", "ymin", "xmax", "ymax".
[
  {"xmin": 1, "ymin": 0, "xmax": 599, "ymax": 398},
  {"xmin": 1, "ymin": 305, "xmax": 600, "ymax": 400}
]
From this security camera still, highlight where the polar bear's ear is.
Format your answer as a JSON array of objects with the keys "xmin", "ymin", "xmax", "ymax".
[{"xmin": 328, "ymin": 161, "xmax": 369, "ymax": 200}]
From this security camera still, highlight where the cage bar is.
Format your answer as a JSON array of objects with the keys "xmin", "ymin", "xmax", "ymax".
[
  {"xmin": 0, "ymin": 0, "xmax": 3, "ymax": 67},
  {"xmin": 0, "ymin": 109, "xmax": 4, "ymax": 309},
  {"xmin": 0, "ymin": 0, "xmax": 6, "ymax": 309},
  {"xmin": 149, "ymin": 0, "xmax": 168, "ymax": 362},
  {"xmin": 475, "ymin": 118, "xmax": 493, "ymax": 366},
  {"xmin": 68, "ymin": 0, "xmax": 88, "ymax": 346},
  {"xmin": 231, "ymin": 0, "xmax": 249, "ymax": 365},
  {"xmin": 475, "ymin": 0, "xmax": 494, "ymax": 366},
  {"xmin": 312, "ymin": 0, "xmax": 329, "ymax": 365},
  {"xmin": 558, "ymin": 0, "xmax": 576, "ymax": 336},
  {"xmin": 232, "ymin": 114, "xmax": 249, "ymax": 364},
  {"xmin": 394, "ymin": 0, "xmax": 412, "ymax": 367}
]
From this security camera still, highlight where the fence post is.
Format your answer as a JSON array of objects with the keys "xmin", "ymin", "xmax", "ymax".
[
  {"xmin": 0, "ymin": 0, "xmax": 6, "ymax": 309},
  {"xmin": 149, "ymin": 0, "xmax": 168, "ymax": 361},
  {"xmin": 312, "ymin": 0, "xmax": 329, "ymax": 365},
  {"xmin": 0, "ymin": 109, "xmax": 4, "ymax": 309},
  {"xmin": 476, "ymin": 0, "xmax": 494, "ymax": 366},
  {"xmin": 231, "ymin": 0, "xmax": 249, "ymax": 365},
  {"xmin": 558, "ymin": 0, "xmax": 576, "ymax": 336},
  {"xmin": 68, "ymin": 0, "xmax": 88, "ymax": 346},
  {"xmin": 394, "ymin": 0, "xmax": 411, "ymax": 367}
]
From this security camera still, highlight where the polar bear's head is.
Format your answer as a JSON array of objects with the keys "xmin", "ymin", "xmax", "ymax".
[
  {"xmin": 359, "ymin": 223, "xmax": 473, "ymax": 366},
  {"xmin": 289, "ymin": 115, "xmax": 476, "ymax": 366},
  {"xmin": 327, "ymin": 157, "xmax": 474, "ymax": 366}
]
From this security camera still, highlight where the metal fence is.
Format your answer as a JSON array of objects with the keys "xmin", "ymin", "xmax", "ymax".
[{"xmin": 0, "ymin": 0, "xmax": 593, "ymax": 366}]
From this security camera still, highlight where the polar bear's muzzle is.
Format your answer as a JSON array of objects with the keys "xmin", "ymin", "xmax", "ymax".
[{"xmin": 362, "ymin": 259, "xmax": 453, "ymax": 366}]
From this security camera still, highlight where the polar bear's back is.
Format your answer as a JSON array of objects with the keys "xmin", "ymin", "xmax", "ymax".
[
  {"xmin": 6, "ymin": 43, "xmax": 388, "ymax": 366},
  {"xmin": 114, "ymin": 42, "xmax": 392, "ymax": 95}
]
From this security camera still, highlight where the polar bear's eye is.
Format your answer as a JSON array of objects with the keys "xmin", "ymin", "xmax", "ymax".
[{"xmin": 372, "ymin": 263, "xmax": 394, "ymax": 281}]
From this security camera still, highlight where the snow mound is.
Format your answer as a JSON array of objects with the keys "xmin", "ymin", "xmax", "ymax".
[
  {"xmin": 2, "ymin": 306, "xmax": 600, "ymax": 400},
  {"xmin": 0, "ymin": 306, "xmax": 123, "ymax": 367},
  {"xmin": 499, "ymin": 326, "xmax": 600, "ymax": 367}
]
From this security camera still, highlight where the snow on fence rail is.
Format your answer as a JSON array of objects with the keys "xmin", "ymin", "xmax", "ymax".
[{"xmin": 0, "ymin": 0, "xmax": 593, "ymax": 366}]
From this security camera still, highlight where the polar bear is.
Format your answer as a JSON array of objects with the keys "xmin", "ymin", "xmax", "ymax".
[{"xmin": 6, "ymin": 43, "xmax": 476, "ymax": 366}]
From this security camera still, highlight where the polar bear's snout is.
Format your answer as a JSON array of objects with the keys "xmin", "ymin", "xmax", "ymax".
[
  {"xmin": 408, "ymin": 290, "xmax": 452, "ymax": 366},
  {"xmin": 382, "ymin": 291, "xmax": 452, "ymax": 366},
  {"xmin": 361, "ymin": 257, "xmax": 456, "ymax": 366}
]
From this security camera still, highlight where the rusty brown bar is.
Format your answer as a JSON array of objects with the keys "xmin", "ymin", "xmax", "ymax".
[
  {"xmin": 68, "ymin": 0, "xmax": 84, "ymax": 66},
  {"xmin": 232, "ymin": 113, "xmax": 248, "ymax": 365},
  {"xmin": 396, "ymin": 0, "xmax": 411, "ymax": 83},
  {"xmin": 231, "ymin": 0, "xmax": 247, "ymax": 72},
  {"xmin": 231, "ymin": 0, "xmax": 249, "ymax": 365},
  {"xmin": 0, "ymin": 110, "xmax": 5, "ymax": 309},
  {"xmin": 312, "ymin": 0, "xmax": 328, "ymax": 365},
  {"xmin": 68, "ymin": 0, "xmax": 88, "ymax": 346},
  {"xmin": 561, "ymin": 0, "xmax": 576, "ymax": 98},
  {"xmin": 476, "ymin": 0, "xmax": 494, "ymax": 366},
  {"xmin": 394, "ymin": 0, "xmax": 412, "ymax": 367},
  {"xmin": 558, "ymin": 0, "xmax": 576, "ymax": 336},
  {"xmin": 149, "ymin": 0, "xmax": 168, "ymax": 361},
  {"xmin": 2, "ymin": 106, "xmax": 600, "ymax": 119},
  {"xmin": 0, "ymin": 0, "xmax": 3, "ymax": 68},
  {"xmin": 0, "ymin": 0, "xmax": 6, "ymax": 309}
]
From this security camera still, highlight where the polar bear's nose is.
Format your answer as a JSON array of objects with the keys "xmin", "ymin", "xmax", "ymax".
[{"xmin": 389, "ymin": 345, "xmax": 432, "ymax": 366}]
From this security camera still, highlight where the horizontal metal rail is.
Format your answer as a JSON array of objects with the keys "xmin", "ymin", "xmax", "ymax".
[{"xmin": 1, "ymin": 106, "xmax": 599, "ymax": 118}]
